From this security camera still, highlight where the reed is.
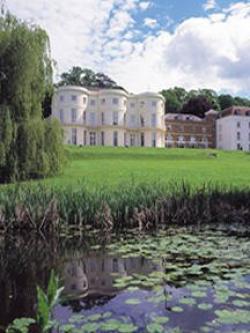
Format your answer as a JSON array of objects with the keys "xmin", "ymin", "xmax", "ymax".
[{"xmin": 0, "ymin": 181, "xmax": 250, "ymax": 234}]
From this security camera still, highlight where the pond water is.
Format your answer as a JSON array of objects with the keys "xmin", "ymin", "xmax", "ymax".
[{"xmin": 1, "ymin": 226, "xmax": 250, "ymax": 333}]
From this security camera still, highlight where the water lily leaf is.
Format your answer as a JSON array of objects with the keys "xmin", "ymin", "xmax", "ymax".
[
  {"xmin": 146, "ymin": 323, "xmax": 164, "ymax": 333},
  {"xmin": 198, "ymin": 303, "xmax": 213, "ymax": 310},
  {"xmin": 125, "ymin": 298, "xmax": 141, "ymax": 305}
]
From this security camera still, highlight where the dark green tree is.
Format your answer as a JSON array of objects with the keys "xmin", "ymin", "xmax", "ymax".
[
  {"xmin": 58, "ymin": 66, "xmax": 122, "ymax": 89},
  {"xmin": 218, "ymin": 94, "xmax": 234, "ymax": 110},
  {"xmin": 181, "ymin": 95, "xmax": 213, "ymax": 118},
  {"xmin": 0, "ymin": 13, "xmax": 64, "ymax": 182}
]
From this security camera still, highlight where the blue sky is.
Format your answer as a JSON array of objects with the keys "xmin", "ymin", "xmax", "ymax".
[{"xmin": 5, "ymin": 0, "xmax": 250, "ymax": 97}]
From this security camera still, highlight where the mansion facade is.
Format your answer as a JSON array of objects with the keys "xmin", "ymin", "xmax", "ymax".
[
  {"xmin": 52, "ymin": 86, "xmax": 250, "ymax": 151},
  {"xmin": 52, "ymin": 86, "xmax": 166, "ymax": 148}
]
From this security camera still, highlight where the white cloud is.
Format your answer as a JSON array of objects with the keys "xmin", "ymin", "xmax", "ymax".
[
  {"xmin": 138, "ymin": 1, "xmax": 151, "ymax": 11},
  {"xmin": 4, "ymin": 0, "xmax": 250, "ymax": 96},
  {"xmin": 144, "ymin": 17, "xmax": 158, "ymax": 28},
  {"xmin": 203, "ymin": 0, "xmax": 217, "ymax": 11}
]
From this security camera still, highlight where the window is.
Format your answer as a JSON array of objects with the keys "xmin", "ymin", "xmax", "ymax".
[
  {"xmin": 83, "ymin": 97, "xmax": 87, "ymax": 104},
  {"xmin": 130, "ymin": 133, "xmax": 136, "ymax": 146},
  {"xmin": 202, "ymin": 127, "xmax": 206, "ymax": 133},
  {"xmin": 59, "ymin": 109, "xmax": 64, "ymax": 122},
  {"xmin": 83, "ymin": 130, "xmax": 87, "ymax": 145},
  {"xmin": 237, "ymin": 143, "xmax": 241, "ymax": 150},
  {"xmin": 130, "ymin": 103, "xmax": 135, "ymax": 108},
  {"xmin": 237, "ymin": 132, "xmax": 241, "ymax": 140},
  {"xmin": 101, "ymin": 112, "xmax": 105, "ymax": 125},
  {"xmin": 130, "ymin": 114, "xmax": 136, "ymax": 126},
  {"xmin": 249, "ymin": 133, "xmax": 250, "ymax": 141},
  {"xmin": 59, "ymin": 95, "xmax": 64, "ymax": 102},
  {"xmin": 124, "ymin": 114, "xmax": 126, "ymax": 126},
  {"xmin": 152, "ymin": 101, "xmax": 157, "ymax": 107},
  {"xmin": 71, "ymin": 95, "xmax": 77, "ymax": 101},
  {"xmin": 90, "ymin": 112, "xmax": 95, "ymax": 126},
  {"xmin": 237, "ymin": 121, "xmax": 241, "ymax": 128},
  {"xmin": 112, "ymin": 97, "xmax": 118, "ymax": 105},
  {"xmin": 152, "ymin": 133, "xmax": 156, "ymax": 147},
  {"xmin": 71, "ymin": 108, "xmax": 77, "ymax": 123},
  {"xmin": 113, "ymin": 111, "xmax": 118, "ymax": 125},
  {"xmin": 101, "ymin": 131, "xmax": 105, "ymax": 146},
  {"xmin": 124, "ymin": 133, "xmax": 127, "ymax": 146},
  {"xmin": 140, "ymin": 101, "xmax": 145, "ymax": 108},
  {"xmin": 83, "ymin": 111, "xmax": 86, "ymax": 124},
  {"xmin": 72, "ymin": 128, "xmax": 77, "ymax": 145},
  {"xmin": 141, "ymin": 133, "xmax": 145, "ymax": 147},
  {"xmin": 101, "ymin": 98, "xmax": 106, "ymax": 105},
  {"xmin": 90, "ymin": 99, "xmax": 96, "ymax": 106},
  {"xmin": 140, "ymin": 115, "xmax": 145, "ymax": 127},
  {"xmin": 151, "ymin": 114, "xmax": 156, "ymax": 127},
  {"xmin": 89, "ymin": 132, "xmax": 96, "ymax": 146},
  {"xmin": 113, "ymin": 131, "xmax": 118, "ymax": 146}
]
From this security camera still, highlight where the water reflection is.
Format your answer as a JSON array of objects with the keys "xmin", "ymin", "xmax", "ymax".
[{"xmin": 63, "ymin": 254, "xmax": 162, "ymax": 300}]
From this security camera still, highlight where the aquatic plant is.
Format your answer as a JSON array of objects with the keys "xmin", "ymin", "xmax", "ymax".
[
  {"xmin": 6, "ymin": 270, "xmax": 63, "ymax": 333},
  {"xmin": 1, "ymin": 182, "xmax": 250, "ymax": 234}
]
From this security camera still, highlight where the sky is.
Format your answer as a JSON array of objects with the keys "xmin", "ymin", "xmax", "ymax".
[{"xmin": 4, "ymin": 0, "xmax": 250, "ymax": 97}]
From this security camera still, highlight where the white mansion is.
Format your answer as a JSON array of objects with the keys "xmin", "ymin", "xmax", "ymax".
[{"xmin": 52, "ymin": 86, "xmax": 166, "ymax": 148}]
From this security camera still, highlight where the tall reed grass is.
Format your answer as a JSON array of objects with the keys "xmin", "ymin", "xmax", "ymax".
[{"xmin": 1, "ymin": 181, "xmax": 250, "ymax": 233}]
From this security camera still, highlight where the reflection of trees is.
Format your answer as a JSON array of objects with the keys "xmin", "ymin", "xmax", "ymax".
[
  {"xmin": 0, "ymin": 235, "xmax": 58, "ymax": 330},
  {"xmin": 0, "ymin": 233, "xmax": 109, "ymax": 331}
]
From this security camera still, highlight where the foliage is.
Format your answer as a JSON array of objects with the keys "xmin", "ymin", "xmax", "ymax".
[
  {"xmin": 36, "ymin": 270, "xmax": 64, "ymax": 331},
  {"xmin": 6, "ymin": 318, "xmax": 35, "ymax": 333},
  {"xmin": 57, "ymin": 66, "xmax": 124, "ymax": 90},
  {"xmin": 160, "ymin": 86, "xmax": 250, "ymax": 116},
  {"xmin": 0, "ymin": 12, "xmax": 64, "ymax": 183},
  {"xmin": 181, "ymin": 95, "xmax": 213, "ymax": 118},
  {"xmin": 6, "ymin": 270, "xmax": 63, "ymax": 333}
]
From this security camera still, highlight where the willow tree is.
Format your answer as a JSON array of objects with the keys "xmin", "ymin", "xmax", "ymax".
[{"xmin": 0, "ymin": 13, "xmax": 64, "ymax": 182}]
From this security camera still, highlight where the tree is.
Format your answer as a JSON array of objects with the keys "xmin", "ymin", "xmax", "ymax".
[
  {"xmin": 199, "ymin": 89, "xmax": 220, "ymax": 110},
  {"xmin": 0, "ymin": 12, "xmax": 64, "ymax": 183},
  {"xmin": 160, "ymin": 87, "xmax": 188, "ymax": 113},
  {"xmin": 57, "ymin": 66, "xmax": 122, "ymax": 89},
  {"xmin": 234, "ymin": 96, "xmax": 250, "ymax": 107},
  {"xmin": 218, "ymin": 94, "xmax": 234, "ymax": 110},
  {"xmin": 181, "ymin": 95, "xmax": 213, "ymax": 118}
]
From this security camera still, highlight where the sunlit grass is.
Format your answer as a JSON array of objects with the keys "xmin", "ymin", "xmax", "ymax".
[{"xmin": 39, "ymin": 146, "xmax": 250, "ymax": 189}]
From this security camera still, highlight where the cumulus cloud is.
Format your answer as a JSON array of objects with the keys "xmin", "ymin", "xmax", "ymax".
[
  {"xmin": 203, "ymin": 0, "xmax": 217, "ymax": 11},
  {"xmin": 138, "ymin": 1, "xmax": 151, "ymax": 11},
  {"xmin": 144, "ymin": 17, "xmax": 158, "ymax": 28},
  {"xmin": 5, "ymin": 0, "xmax": 250, "ymax": 96}
]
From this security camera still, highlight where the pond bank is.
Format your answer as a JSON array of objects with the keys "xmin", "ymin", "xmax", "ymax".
[{"xmin": 1, "ymin": 182, "xmax": 250, "ymax": 234}]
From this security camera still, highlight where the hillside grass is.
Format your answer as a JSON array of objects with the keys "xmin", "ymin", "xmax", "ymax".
[{"xmin": 36, "ymin": 146, "xmax": 250, "ymax": 190}]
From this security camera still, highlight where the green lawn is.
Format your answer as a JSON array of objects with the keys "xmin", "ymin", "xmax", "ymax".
[{"xmin": 38, "ymin": 146, "xmax": 250, "ymax": 189}]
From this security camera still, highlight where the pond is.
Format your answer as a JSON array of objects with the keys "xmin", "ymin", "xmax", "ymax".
[{"xmin": 1, "ymin": 226, "xmax": 250, "ymax": 333}]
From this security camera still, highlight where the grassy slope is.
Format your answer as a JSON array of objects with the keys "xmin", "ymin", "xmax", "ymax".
[{"xmin": 38, "ymin": 146, "xmax": 250, "ymax": 189}]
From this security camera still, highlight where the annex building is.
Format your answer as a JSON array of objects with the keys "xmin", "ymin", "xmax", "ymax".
[{"xmin": 217, "ymin": 106, "xmax": 250, "ymax": 151}]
